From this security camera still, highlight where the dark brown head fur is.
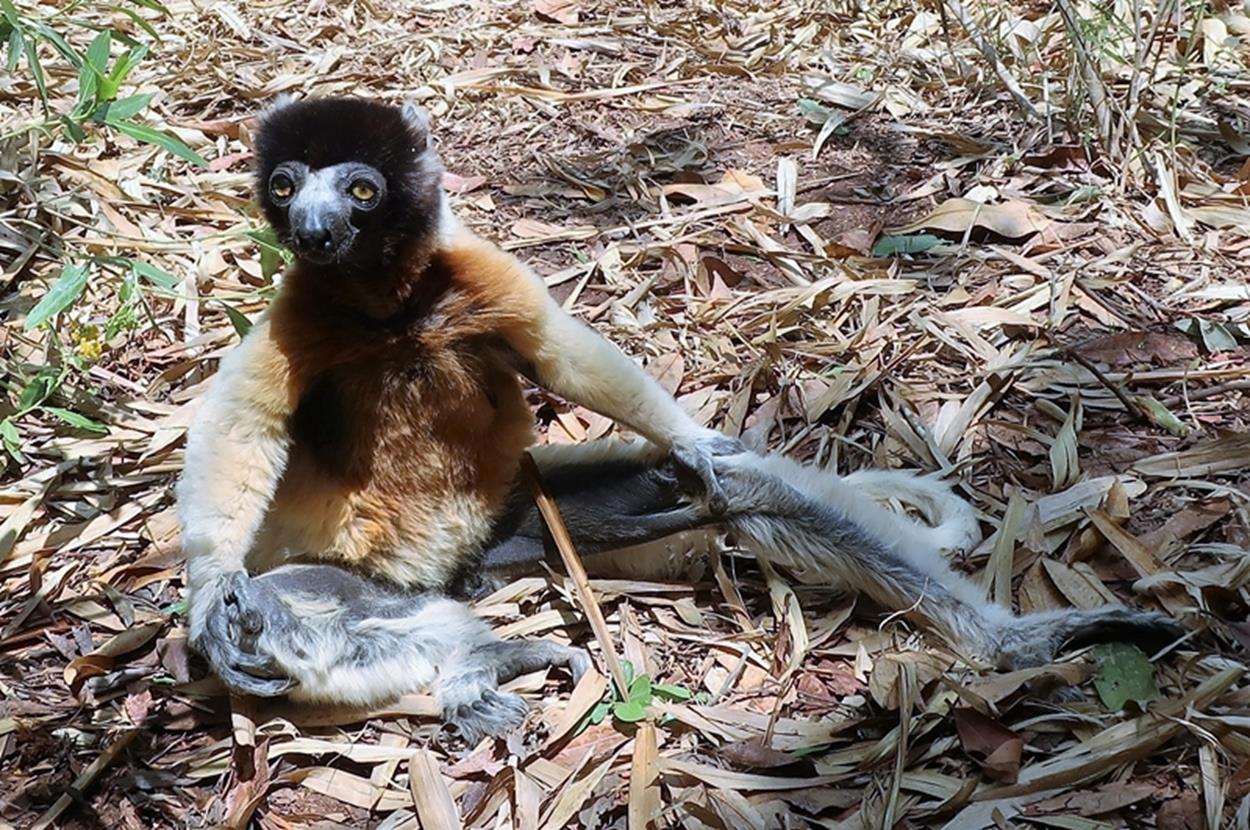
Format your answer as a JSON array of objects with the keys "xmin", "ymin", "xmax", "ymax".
[{"xmin": 254, "ymin": 97, "xmax": 444, "ymax": 279}]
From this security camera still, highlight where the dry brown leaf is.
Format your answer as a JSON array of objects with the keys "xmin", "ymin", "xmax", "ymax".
[
  {"xmin": 1131, "ymin": 433, "xmax": 1250, "ymax": 478},
  {"xmin": 539, "ymin": 750, "xmax": 619, "ymax": 830},
  {"xmin": 409, "ymin": 749, "xmax": 461, "ymax": 830},
  {"xmin": 868, "ymin": 651, "xmax": 953, "ymax": 710},
  {"xmin": 892, "ymin": 198, "xmax": 1050, "ymax": 239},
  {"xmin": 964, "ymin": 663, "xmax": 1090, "ymax": 705},
  {"xmin": 533, "ymin": 0, "xmax": 579, "ymax": 24},
  {"xmin": 627, "ymin": 724, "xmax": 660, "ymax": 830},
  {"xmin": 1076, "ymin": 332, "xmax": 1200, "ymax": 367},
  {"xmin": 717, "ymin": 739, "xmax": 798, "ymax": 770},
  {"xmin": 1156, "ymin": 791, "xmax": 1204, "ymax": 830},
  {"xmin": 954, "ymin": 708, "xmax": 1024, "ymax": 783},
  {"xmin": 63, "ymin": 621, "xmax": 163, "ymax": 694},
  {"xmin": 659, "ymin": 758, "xmax": 843, "ymax": 792},
  {"xmin": 1025, "ymin": 782, "xmax": 1158, "ymax": 817},
  {"xmin": 546, "ymin": 668, "xmax": 609, "ymax": 748}
]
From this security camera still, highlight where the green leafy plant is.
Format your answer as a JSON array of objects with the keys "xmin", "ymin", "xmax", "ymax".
[
  {"xmin": 6, "ymin": 253, "xmax": 177, "ymax": 468},
  {"xmin": 246, "ymin": 227, "xmax": 295, "ymax": 284},
  {"xmin": 871, "ymin": 234, "xmax": 944, "ymax": 257},
  {"xmin": 23, "ymin": 256, "xmax": 180, "ymax": 335},
  {"xmin": 579, "ymin": 660, "xmax": 698, "ymax": 733},
  {"xmin": 2, "ymin": 365, "xmax": 108, "ymax": 464},
  {"xmin": 1, "ymin": 1, "xmax": 203, "ymax": 165},
  {"xmin": 1091, "ymin": 643, "xmax": 1160, "ymax": 711}
]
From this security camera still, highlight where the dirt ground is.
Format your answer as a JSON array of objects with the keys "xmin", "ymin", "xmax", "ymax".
[{"xmin": 2, "ymin": 0, "xmax": 1249, "ymax": 828}]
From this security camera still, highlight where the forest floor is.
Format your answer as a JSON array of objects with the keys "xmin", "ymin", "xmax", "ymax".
[{"xmin": 2, "ymin": 0, "xmax": 1250, "ymax": 828}]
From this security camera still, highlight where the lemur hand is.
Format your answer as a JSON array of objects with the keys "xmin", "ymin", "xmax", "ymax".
[
  {"xmin": 190, "ymin": 571, "xmax": 296, "ymax": 697},
  {"xmin": 670, "ymin": 430, "xmax": 747, "ymax": 516}
]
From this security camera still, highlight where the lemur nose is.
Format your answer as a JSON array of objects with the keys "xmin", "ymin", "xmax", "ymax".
[{"xmin": 296, "ymin": 227, "xmax": 333, "ymax": 251}]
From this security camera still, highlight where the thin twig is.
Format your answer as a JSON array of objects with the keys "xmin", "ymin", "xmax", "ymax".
[
  {"xmin": 520, "ymin": 451, "xmax": 630, "ymax": 697},
  {"xmin": 943, "ymin": 0, "xmax": 1042, "ymax": 123},
  {"xmin": 31, "ymin": 729, "xmax": 140, "ymax": 830},
  {"xmin": 1161, "ymin": 378, "xmax": 1250, "ymax": 408},
  {"xmin": 1063, "ymin": 347, "xmax": 1152, "ymax": 426}
]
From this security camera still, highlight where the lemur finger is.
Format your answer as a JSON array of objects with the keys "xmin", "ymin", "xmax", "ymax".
[
  {"xmin": 194, "ymin": 579, "xmax": 298, "ymax": 696},
  {"xmin": 218, "ymin": 665, "xmax": 296, "ymax": 697},
  {"xmin": 197, "ymin": 628, "xmax": 294, "ymax": 696},
  {"xmin": 229, "ymin": 648, "xmax": 283, "ymax": 673},
  {"xmin": 224, "ymin": 571, "xmax": 271, "ymax": 637},
  {"xmin": 670, "ymin": 444, "xmax": 728, "ymax": 515}
]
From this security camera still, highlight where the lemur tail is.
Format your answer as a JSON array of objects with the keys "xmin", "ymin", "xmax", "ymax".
[{"xmin": 718, "ymin": 454, "xmax": 1183, "ymax": 669}]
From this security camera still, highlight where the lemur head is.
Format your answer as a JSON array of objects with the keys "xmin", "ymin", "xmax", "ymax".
[{"xmin": 254, "ymin": 97, "xmax": 443, "ymax": 268}]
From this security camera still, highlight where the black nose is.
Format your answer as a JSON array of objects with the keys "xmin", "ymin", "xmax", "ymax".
[{"xmin": 295, "ymin": 226, "xmax": 333, "ymax": 252}]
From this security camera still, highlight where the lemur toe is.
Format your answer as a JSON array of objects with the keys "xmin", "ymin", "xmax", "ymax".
[
  {"xmin": 567, "ymin": 649, "xmax": 592, "ymax": 684},
  {"xmin": 449, "ymin": 691, "xmax": 528, "ymax": 743}
]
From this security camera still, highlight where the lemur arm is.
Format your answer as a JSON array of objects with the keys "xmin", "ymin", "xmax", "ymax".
[
  {"xmin": 447, "ymin": 232, "xmax": 741, "ymax": 507},
  {"xmin": 175, "ymin": 316, "xmax": 301, "ymax": 695},
  {"xmin": 521, "ymin": 298, "xmax": 706, "ymax": 446}
]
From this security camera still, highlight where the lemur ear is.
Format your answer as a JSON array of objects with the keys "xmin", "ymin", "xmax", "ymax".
[
  {"xmin": 261, "ymin": 93, "xmax": 299, "ymax": 119},
  {"xmin": 400, "ymin": 100, "xmax": 432, "ymax": 153}
]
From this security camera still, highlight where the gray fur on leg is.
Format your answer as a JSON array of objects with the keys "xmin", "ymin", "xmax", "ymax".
[
  {"xmin": 994, "ymin": 606, "xmax": 1182, "ymax": 669},
  {"xmin": 708, "ymin": 452, "xmax": 1183, "ymax": 670},
  {"xmin": 228, "ymin": 564, "xmax": 586, "ymax": 742}
]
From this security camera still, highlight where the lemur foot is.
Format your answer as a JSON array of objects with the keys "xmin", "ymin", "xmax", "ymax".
[
  {"xmin": 191, "ymin": 571, "xmax": 296, "ymax": 697},
  {"xmin": 670, "ymin": 431, "xmax": 747, "ymax": 516},
  {"xmin": 565, "ymin": 648, "xmax": 593, "ymax": 684},
  {"xmin": 490, "ymin": 639, "xmax": 592, "ymax": 685},
  {"xmin": 443, "ymin": 687, "xmax": 529, "ymax": 745}
]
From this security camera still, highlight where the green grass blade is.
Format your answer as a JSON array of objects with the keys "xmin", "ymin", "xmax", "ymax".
[
  {"xmin": 24, "ymin": 262, "xmax": 90, "ymax": 330},
  {"xmin": 108, "ymin": 118, "xmax": 206, "ymax": 166}
]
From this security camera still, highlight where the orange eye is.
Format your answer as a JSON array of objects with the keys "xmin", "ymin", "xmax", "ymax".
[
  {"xmin": 350, "ymin": 181, "xmax": 377, "ymax": 201},
  {"xmin": 271, "ymin": 176, "xmax": 294, "ymax": 199}
]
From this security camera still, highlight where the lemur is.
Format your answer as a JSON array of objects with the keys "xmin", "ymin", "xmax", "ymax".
[
  {"xmin": 177, "ymin": 97, "xmax": 746, "ymax": 698},
  {"xmin": 177, "ymin": 97, "xmax": 1181, "ymax": 740}
]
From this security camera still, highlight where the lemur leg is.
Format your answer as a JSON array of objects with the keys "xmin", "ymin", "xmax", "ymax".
[
  {"xmin": 473, "ymin": 441, "xmax": 714, "ymax": 576},
  {"xmin": 841, "ymin": 468, "xmax": 983, "ymax": 555},
  {"xmin": 477, "ymin": 638, "xmax": 592, "ymax": 685},
  {"xmin": 708, "ymin": 452, "xmax": 1183, "ymax": 668},
  {"xmin": 225, "ymin": 563, "xmax": 587, "ymax": 743}
]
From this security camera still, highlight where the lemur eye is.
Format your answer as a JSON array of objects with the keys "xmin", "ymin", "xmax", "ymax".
[
  {"xmin": 350, "ymin": 181, "xmax": 378, "ymax": 202},
  {"xmin": 271, "ymin": 174, "xmax": 294, "ymax": 200}
]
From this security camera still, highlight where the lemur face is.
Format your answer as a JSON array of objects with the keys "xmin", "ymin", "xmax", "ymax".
[
  {"xmin": 254, "ymin": 97, "xmax": 443, "ymax": 269},
  {"xmin": 265, "ymin": 160, "xmax": 388, "ymax": 264}
]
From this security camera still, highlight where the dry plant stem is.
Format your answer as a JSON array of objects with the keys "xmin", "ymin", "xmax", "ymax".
[
  {"xmin": 30, "ymin": 728, "xmax": 141, "ymax": 830},
  {"xmin": 521, "ymin": 451, "xmax": 630, "ymax": 697},
  {"xmin": 942, "ymin": 0, "xmax": 1042, "ymax": 123},
  {"xmin": 1123, "ymin": 0, "xmax": 1175, "ymax": 138},
  {"xmin": 1062, "ymin": 347, "xmax": 1151, "ymax": 426},
  {"xmin": 1055, "ymin": 0, "xmax": 1114, "ymax": 149},
  {"xmin": 1055, "ymin": 0, "xmax": 1143, "ymax": 174},
  {"xmin": 1161, "ymin": 379, "xmax": 1250, "ymax": 408}
]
